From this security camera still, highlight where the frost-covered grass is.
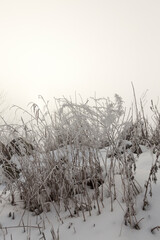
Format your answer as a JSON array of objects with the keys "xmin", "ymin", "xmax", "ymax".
[
  {"xmin": 0, "ymin": 94, "xmax": 160, "ymax": 239},
  {"xmin": 0, "ymin": 150, "xmax": 160, "ymax": 240}
]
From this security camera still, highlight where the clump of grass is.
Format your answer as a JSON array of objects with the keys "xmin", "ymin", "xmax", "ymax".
[{"xmin": 0, "ymin": 91, "xmax": 160, "ymax": 232}]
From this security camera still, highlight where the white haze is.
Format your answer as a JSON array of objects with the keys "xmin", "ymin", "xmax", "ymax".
[{"xmin": 0, "ymin": 0, "xmax": 160, "ymax": 122}]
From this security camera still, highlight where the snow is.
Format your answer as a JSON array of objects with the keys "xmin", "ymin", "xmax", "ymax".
[{"xmin": 0, "ymin": 150, "xmax": 160, "ymax": 240}]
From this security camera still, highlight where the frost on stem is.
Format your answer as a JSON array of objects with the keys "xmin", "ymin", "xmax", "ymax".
[{"xmin": 143, "ymin": 150, "xmax": 160, "ymax": 210}]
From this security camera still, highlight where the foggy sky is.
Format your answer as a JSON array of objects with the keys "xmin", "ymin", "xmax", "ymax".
[{"xmin": 0, "ymin": 0, "xmax": 160, "ymax": 121}]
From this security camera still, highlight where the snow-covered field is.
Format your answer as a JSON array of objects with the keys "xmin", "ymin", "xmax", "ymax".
[{"xmin": 0, "ymin": 149, "xmax": 160, "ymax": 240}]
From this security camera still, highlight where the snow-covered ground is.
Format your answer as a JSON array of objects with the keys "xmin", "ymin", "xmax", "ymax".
[{"xmin": 0, "ymin": 149, "xmax": 160, "ymax": 240}]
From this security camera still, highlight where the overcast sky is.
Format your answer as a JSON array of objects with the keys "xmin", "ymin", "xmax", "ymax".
[{"xmin": 0, "ymin": 0, "xmax": 160, "ymax": 119}]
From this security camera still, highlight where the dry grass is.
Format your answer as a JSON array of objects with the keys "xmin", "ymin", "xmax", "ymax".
[{"xmin": 0, "ymin": 93, "xmax": 160, "ymax": 235}]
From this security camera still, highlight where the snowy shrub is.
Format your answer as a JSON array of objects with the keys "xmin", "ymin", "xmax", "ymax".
[
  {"xmin": 1, "ymin": 93, "xmax": 160, "ymax": 231},
  {"xmin": 0, "ymin": 95, "xmax": 135, "ymax": 219},
  {"xmin": 6, "ymin": 95, "xmax": 124, "ymax": 216}
]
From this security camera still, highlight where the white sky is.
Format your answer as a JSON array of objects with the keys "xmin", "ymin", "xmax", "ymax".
[{"xmin": 0, "ymin": 0, "xmax": 160, "ymax": 118}]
